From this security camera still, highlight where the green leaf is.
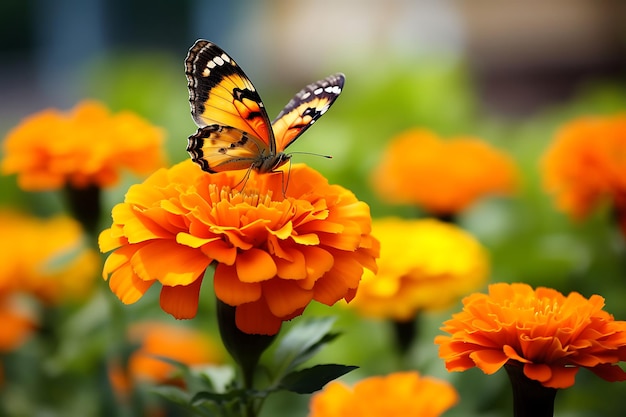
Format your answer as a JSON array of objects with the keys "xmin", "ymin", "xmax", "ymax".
[
  {"xmin": 273, "ymin": 317, "xmax": 339, "ymax": 376},
  {"xmin": 151, "ymin": 385, "xmax": 191, "ymax": 406},
  {"xmin": 279, "ymin": 364, "xmax": 358, "ymax": 394},
  {"xmin": 191, "ymin": 389, "xmax": 245, "ymax": 406}
]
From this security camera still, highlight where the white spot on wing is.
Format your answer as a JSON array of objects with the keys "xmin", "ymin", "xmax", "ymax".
[
  {"xmin": 202, "ymin": 68, "xmax": 210, "ymax": 77},
  {"xmin": 221, "ymin": 53, "xmax": 231, "ymax": 63},
  {"xmin": 207, "ymin": 61, "xmax": 216, "ymax": 69},
  {"xmin": 313, "ymin": 87, "xmax": 323, "ymax": 95},
  {"xmin": 301, "ymin": 92, "xmax": 311, "ymax": 99},
  {"xmin": 213, "ymin": 56, "xmax": 224, "ymax": 66}
]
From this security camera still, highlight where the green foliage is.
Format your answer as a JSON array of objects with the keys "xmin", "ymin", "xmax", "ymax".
[{"xmin": 145, "ymin": 317, "xmax": 356, "ymax": 417}]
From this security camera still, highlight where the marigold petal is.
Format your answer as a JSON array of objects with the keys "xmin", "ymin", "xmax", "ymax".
[
  {"xmin": 236, "ymin": 300, "xmax": 282, "ymax": 335},
  {"xmin": 275, "ymin": 248, "xmax": 307, "ymax": 279},
  {"xmin": 531, "ymin": 365, "xmax": 578, "ymax": 389},
  {"xmin": 523, "ymin": 363, "xmax": 553, "ymax": 383},
  {"xmin": 235, "ymin": 248, "xmax": 277, "ymax": 283},
  {"xmin": 159, "ymin": 278, "xmax": 202, "ymax": 319},
  {"xmin": 176, "ymin": 232, "xmax": 220, "ymax": 249},
  {"xmin": 108, "ymin": 266, "xmax": 154, "ymax": 304},
  {"xmin": 303, "ymin": 246, "xmax": 334, "ymax": 282},
  {"xmin": 470, "ymin": 350, "xmax": 509, "ymax": 374},
  {"xmin": 589, "ymin": 363, "xmax": 626, "ymax": 383},
  {"xmin": 214, "ymin": 264, "xmax": 261, "ymax": 305},
  {"xmin": 130, "ymin": 240, "xmax": 211, "ymax": 286},
  {"xmin": 98, "ymin": 227, "xmax": 126, "ymax": 253},
  {"xmin": 263, "ymin": 279, "xmax": 313, "ymax": 317},
  {"xmin": 200, "ymin": 239, "xmax": 237, "ymax": 265}
]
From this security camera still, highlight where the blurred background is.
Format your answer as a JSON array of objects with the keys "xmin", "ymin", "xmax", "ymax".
[{"xmin": 1, "ymin": 1, "xmax": 626, "ymax": 416}]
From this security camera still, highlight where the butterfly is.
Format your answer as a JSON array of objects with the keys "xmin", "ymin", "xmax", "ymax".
[{"xmin": 185, "ymin": 39, "xmax": 345, "ymax": 175}]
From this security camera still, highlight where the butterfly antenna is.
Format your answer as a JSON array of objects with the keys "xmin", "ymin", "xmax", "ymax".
[
  {"xmin": 234, "ymin": 167, "xmax": 253, "ymax": 192},
  {"xmin": 288, "ymin": 151, "xmax": 333, "ymax": 160},
  {"xmin": 281, "ymin": 160, "xmax": 293, "ymax": 197}
]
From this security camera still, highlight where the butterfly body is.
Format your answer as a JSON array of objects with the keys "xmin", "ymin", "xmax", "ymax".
[{"xmin": 185, "ymin": 39, "xmax": 344, "ymax": 174}]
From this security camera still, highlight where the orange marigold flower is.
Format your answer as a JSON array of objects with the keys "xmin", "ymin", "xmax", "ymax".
[
  {"xmin": 109, "ymin": 321, "xmax": 223, "ymax": 397},
  {"xmin": 542, "ymin": 114, "xmax": 626, "ymax": 234},
  {"xmin": 99, "ymin": 161, "xmax": 379, "ymax": 335},
  {"xmin": 0, "ymin": 296, "xmax": 36, "ymax": 353},
  {"xmin": 0, "ymin": 210, "xmax": 99, "ymax": 304},
  {"xmin": 308, "ymin": 371, "xmax": 458, "ymax": 417},
  {"xmin": 1, "ymin": 100, "xmax": 166, "ymax": 190},
  {"xmin": 435, "ymin": 282, "xmax": 626, "ymax": 389},
  {"xmin": 349, "ymin": 218, "xmax": 489, "ymax": 320},
  {"xmin": 372, "ymin": 129, "xmax": 518, "ymax": 215}
]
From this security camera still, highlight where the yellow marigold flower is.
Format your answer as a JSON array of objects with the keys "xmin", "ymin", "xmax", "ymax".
[
  {"xmin": 435, "ymin": 282, "xmax": 626, "ymax": 389},
  {"xmin": 109, "ymin": 321, "xmax": 223, "ymax": 396},
  {"xmin": 542, "ymin": 114, "xmax": 626, "ymax": 234},
  {"xmin": 372, "ymin": 129, "xmax": 518, "ymax": 215},
  {"xmin": 308, "ymin": 371, "xmax": 458, "ymax": 417},
  {"xmin": 1, "ymin": 100, "xmax": 166, "ymax": 190},
  {"xmin": 99, "ymin": 161, "xmax": 379, "ymax": 335},
  {"xmin": 349, "ymin": 218, "xmax": 488, "ymax": 320},
  {"xmin": 0, "ymin": 210, "xmax": 99, "ymax": 304}
]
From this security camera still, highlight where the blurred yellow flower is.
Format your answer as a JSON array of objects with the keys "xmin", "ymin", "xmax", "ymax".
[
  {"xmin": 436, "ymin": 283, "xmax": 626, "ymax": 389},
  {"xmin": 99, "ymin": 161, "xmax": 379, "ymax": 335},
  {"xmin": 109, "ymin": 321, "xmax": 223, "ymax": 396},
  {"xmin": 0, "ymin": 210, "xmax": 99, "ymax": 304},
  {"xmin": 542, "ymin": 114, "xmax": 626, "ymax": 234},
  {"xmin": 349, "ymin": 218, "xmax": 489, "ymax": 320},
  {"xmin": 1, "ymin": 100, "xmax": 166, "ymax": 190},
  {"xmin": 308, "ymin": 371, "xmax": 458, "ymax": 417},
  {"xmin": 372, "ymin": 129, "xmax": 518, "ymax": 215}
]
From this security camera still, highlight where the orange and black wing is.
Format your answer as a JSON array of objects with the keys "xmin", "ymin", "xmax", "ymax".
[
  {"xmin": 187, "ymin": 124, "xmax": 270, "ymax": 173},
  {"xmin": 185, "ymin": 39, "xmax": 275, "ymax": 152},
  {"xmin": 271, "ymin": 73, "xmax": 345, "ymax": 152}
]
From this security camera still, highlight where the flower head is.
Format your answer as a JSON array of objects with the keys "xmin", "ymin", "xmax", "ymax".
[
  {"xmin": 349, "ymin": 218, "xmax": 488, "ymax": 320},
  {"xmin": 308, "ymin": 371, "xmax": 458, "ymax": 417},
  {"xmin": 1, "ymin": 100, "xmax": 166, "ymax": 190},
  {"xmin": 435, "ymin": 282, "xmax": 626, "ymax": 389},
  {"xmin": 99, "ymin": 161, "xmax": 379, "ymax": 335},
  {"xmin": 372, "ymin": 129, "xmax": 518, "ymax": 215},
  {"xmin": 0, "ymin": 210, "xmax": 99, "ymax": 304},
  {"xmin": 542, "ymin": 114, "xmax": 626, "ymax": 234}
]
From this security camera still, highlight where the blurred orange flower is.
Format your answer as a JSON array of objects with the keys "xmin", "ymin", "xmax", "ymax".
[
  {"xmin": 0, "ymin": 297, "xmax": 36, "ymax": 353},
  {"xmin": 435, "ymin": 282, "xmax": 626, "ymax": 389},
  {"xmin": 99, "ymin": 161, "xmax": 379, "ymax": 335},
  {"xmin": 1, "ymin": 100, "xmax": 166, "ymax": 190},
  {"xmin": 349, "ymin": 218, "xmax": 488, "ymax": 320},
  {"xmin": 308, "ymin": 371, "xmax": 458, "ymax": 417},
  {"xmin": 109, "ymin": 322, "xmax": 223, "ymax": 396},
  {"xmin": 0, "ymin": 210, "xmax": 99, "ymax": 304},
  {"xmin": 372, "ymin": 129, "xmax": 518, "ymax": 215},
  {"xmin": 542, "ymin": 114, "xmax": 626, "ymax": 234}
]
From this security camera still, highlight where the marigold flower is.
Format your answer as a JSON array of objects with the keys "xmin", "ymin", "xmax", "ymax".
[
  {"xmin": 372, "ymin": 129, "xmax": 518, "ymax": 215},
  {"xmin": 0, "ymin": 210, "xmax": 99, "ymax": 304},
  {"xmin": 99, "ymin": 160, "xmax": 379, "ymax": 335},
  {"xmin": 1, "ymin": 100, "xmax": 166, "ymax": 190},
  {"xmin": 109, "ymin": 321, "xmax": 223, "ymax": 396},
  {"xmin": 308, "ymin": 371, "xmax": 458, "ymax": 417},
  {"xmin": 349, "ymin": 218, "xmax": 488, "ymax": 321},
  {"xmin": 435, "ymin": 282, "xmax": 626, "ymax": 389},
  {"xmin": 0, "ymin": 296, "xmax": 36, "ymax": 353},
  {"xmin": 542, "ymin": 114, "xmax": 626, "ymax": 234}
]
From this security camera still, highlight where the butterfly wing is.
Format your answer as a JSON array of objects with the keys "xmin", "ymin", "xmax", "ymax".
[
  {"xmin": 271, "ymin": 73, "xmax": 345, "ymax": 152},
  {"xmin": 185, "ymin": 40, "xmax": 275, "ymax": 154},
  {"xmin": 189, "ymin": 125, "xmax": 278, "ymax": 173}
]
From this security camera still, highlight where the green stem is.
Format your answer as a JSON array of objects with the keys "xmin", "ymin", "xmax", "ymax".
[{"xmin": 504, "ymin": 362, "xmax": 558, "ymax": 417}]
